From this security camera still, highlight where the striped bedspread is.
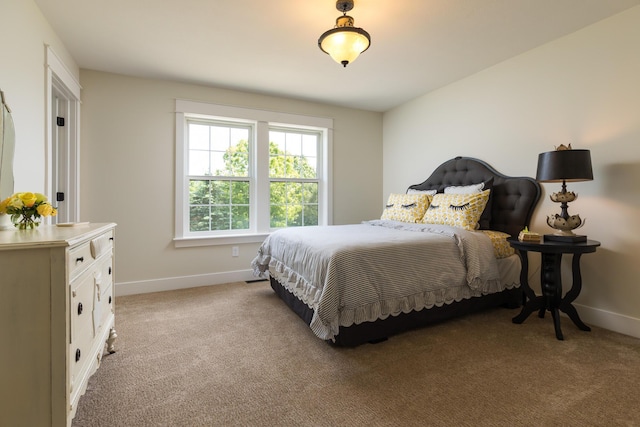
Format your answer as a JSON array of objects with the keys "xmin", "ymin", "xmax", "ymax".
[{"xmin": 251, "ymin": 220, "xmax": 507, "ymax": 341}]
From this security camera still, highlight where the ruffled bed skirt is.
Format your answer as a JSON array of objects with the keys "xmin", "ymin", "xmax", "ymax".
[{"xmin": 254, "ymin": 254, "xmax": 518, "ymax": 341}]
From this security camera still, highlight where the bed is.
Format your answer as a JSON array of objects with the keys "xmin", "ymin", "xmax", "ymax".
[{"xmin": 252, "ymin": 157, "xmax": 541, "ymax": 346}]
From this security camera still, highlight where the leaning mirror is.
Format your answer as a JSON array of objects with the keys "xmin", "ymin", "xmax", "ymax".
[
  {"xmin": 0, "ymin": 89, "xmax": 15, "ymax": 201},
  {"xmin": 1, "ymin": 89, "xmax": 16, "ymax": 230}
]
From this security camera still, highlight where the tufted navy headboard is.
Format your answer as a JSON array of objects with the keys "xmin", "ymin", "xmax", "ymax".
[{"xmin": 407, "ymin": 157, "xmax": 541, "ymax": 238}]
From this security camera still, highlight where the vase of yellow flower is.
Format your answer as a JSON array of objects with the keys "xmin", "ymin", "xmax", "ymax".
[{"xmin": 0, "ymin": 192, "xmax": 57, "ymax": 230}]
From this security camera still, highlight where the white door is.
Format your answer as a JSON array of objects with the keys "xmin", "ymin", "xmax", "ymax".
[
  {"xmin": 51, "ymin": 89, "xmax": 69, "ymax": 223},
  {"xmin": 46, "ymin": 46, "xmax": 80, "ymax": 224}
]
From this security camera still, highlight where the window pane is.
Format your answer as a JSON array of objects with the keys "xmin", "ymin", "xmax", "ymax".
[
  {"xmin": 230, "ymin": 127, "xmax": 249, "ymax": 145},
  {"xmin": 303, "ymin": 182, "xmax": 318, "ymax": 204},
  {"xmin": 301, "ymin": 156, "xmax": 317, "ymax": 177},
  {"xmin": 222, "ymin": 139, "xmax": 249, "ymax": 177},
  {"xmin": 271, "ymin": 131, "xmax": 285, "ymax": 152},
  {"xmin": 270, "ymin": 204, "xmax": 286, "ymax": 228},
  {"xmin": 190, "ymin": 206, "xmax": 210, "ymax": 231},
  {"xmin": 210, "ymin": 126, "xmax": 230, "ymax": 151},
  {"xmin": 286, "ymin": 132, "xmax": 302, "ymax": 156},
  {"xmin": 287, "ymin": 205, "xmax": 302, "ymax": 227},
  {"xmin": 287, "ymin": 182, "xmax": 302, "ymax": 204},
  {"xmin": 211, "ymin": 180, "xmax": 230, "ymax": 205},
  {"xmin": 231, "ymin": 206, "xmax": 249, "ymax": 230},
  {"xmin": 189, "ymin": 124, "xmax": 210, "ymax": 150},
  {"xmin": 303, "ymin": 205, "xmax": 318, "ymax": 226},
  {"xmin": 189, "ymin": 150, "xmax": 210, "ymax": 175},
  {"xmin": 211, "ymin": 151, "xmax": 226, "ymax": 175},
  {"xmin": 226, "ymin": 150, "xmax": 249, "ymax": 176},
  {"xmin": 269, "ymin": 154, "xmax": 286, "ymax": 178},
  {"xmin": 270, "ymin": 182, "xmax": 286, "ymax": 204},
  {"xmin": 211, "ymin": 206, "xmax": 230, "ymax": 230},
  {"xmin": 302, "ymin": 134, "xmax": 317, "ymax": 156},
  {"xmin": 189, "ymin": 180, "xmax": 210, "ymax": 204},
  {"xmin": 232, "ymin": 181, "xmax": 250, "ymax": 204}
]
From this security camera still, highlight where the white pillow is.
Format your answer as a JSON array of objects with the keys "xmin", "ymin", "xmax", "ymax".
[
  {"xmin": 407, "ymin": 188, "xmax": 437, "ymax": 196},
  {"xmin": 444, "ymin": 182, "xmax": 485, "ymax": 194}
]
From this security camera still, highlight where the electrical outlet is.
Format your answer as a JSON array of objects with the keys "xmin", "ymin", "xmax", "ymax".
[{"xmin": 232, "ymin": 246, "xmax": 239, "ymax": 257}]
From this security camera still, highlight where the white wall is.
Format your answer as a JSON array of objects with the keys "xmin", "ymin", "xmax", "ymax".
[
  {"xmin": 383, "ymin": 6, "xmax": 640, "ymax": 338},
  {"xmin": 79, "ymin": 70, "xmax": 383, "ymax": 295},
  {"xmin": 0, "ymin": 0, "xmax": 78, "ymax": 192}
]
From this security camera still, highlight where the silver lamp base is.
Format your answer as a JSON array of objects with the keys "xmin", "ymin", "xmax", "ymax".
[{"xmin": 545, "ymin": 213, "xmax": 587, "ymax": 243}]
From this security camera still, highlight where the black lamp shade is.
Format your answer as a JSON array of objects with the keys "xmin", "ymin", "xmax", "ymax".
[{"xmin": 536, "ymin": 149, "xmax": 593, "ymax": 183}]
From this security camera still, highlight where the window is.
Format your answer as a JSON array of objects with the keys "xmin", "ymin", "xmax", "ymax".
[
  {"xmin": 187, "ymin": 120, "xmax": 252, "ymax": 233},
  {"xmin": 175, "ymin": 100, "xmax": 333, "ymax": 247},
  {"xmin": 268, "ymin": 128, "xmax": 320, "ymax": 228}
]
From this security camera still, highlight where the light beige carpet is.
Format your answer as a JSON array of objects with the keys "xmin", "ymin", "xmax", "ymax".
[{"xmin": 73, "ymin": 281, "xmax": 640, "ymax": 426}]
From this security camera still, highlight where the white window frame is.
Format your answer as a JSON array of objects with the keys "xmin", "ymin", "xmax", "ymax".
[{"xmin": 174, "ymin": 99, "xmax": 333, "ymax": 247}]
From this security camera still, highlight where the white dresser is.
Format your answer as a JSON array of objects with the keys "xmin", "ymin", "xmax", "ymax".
[{"xmin": 0, "ymin": 223, "xmax": 117, "ymax": 427}]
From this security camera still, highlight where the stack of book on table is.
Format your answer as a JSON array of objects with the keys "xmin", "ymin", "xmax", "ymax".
[{"xmin": 518, "ymin": 230, "xmax": 541, "ymax": 243}]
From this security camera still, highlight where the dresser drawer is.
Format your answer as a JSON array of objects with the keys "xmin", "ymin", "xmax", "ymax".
[
  {"xmin": 68, "ymin": 230, "xmax": 114, "ymax": 281},
  {"xmin": 90, "ymin": 231, "xmax": 114, "ymax": 259},
  {"xmin": 68, "ymin": 242, "xmax": 95, "ymax": 281},
  {"xmin": 69, "ymin": 316, "xmax": 94, "ymax": 391},
  {"xmin": 70, "ymin": 269, "xmax": 95, "ymax": 345},
  {"xmin": 93, "ymin": 257, "xmax": 114, "ymax": 335},
  {"xmin": 95, "ymin": 254, "xmax": 114, "ymax": 289}
]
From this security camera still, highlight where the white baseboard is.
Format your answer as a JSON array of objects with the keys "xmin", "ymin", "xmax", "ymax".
[
  {"xmin": 572, "ymin": 303, "xmax": 640, "ymax": 340},
  {"xmin": 114, "ymin": 269, "xmax": 261, "ymax": 296}
]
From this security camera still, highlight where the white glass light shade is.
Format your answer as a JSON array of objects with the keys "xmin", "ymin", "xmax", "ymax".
[{"xmin": 319, "ymin": 27, "xmax": 371, "ymax": 67}]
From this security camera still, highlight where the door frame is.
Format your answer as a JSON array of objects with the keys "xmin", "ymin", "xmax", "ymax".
[{"xmin": 45, "ymin": 45, "xmax": 81, "ymax": 223}]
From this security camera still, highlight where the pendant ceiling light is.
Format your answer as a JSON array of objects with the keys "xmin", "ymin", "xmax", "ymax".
[{"xmin": 318, "ymin": 0, "xmax": 371, "ymax": 67}]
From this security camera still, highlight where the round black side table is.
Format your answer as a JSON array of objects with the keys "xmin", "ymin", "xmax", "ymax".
[{"xmin": 507, "ymin": 238, "xmax": 601, "ymax": 340}]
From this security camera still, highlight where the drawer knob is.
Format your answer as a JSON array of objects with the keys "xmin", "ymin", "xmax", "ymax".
[
  {"xmin": 108, "ymin": 266, "xmax": 112, "ymax": 275},
  {"xmin": 109, "ymin": 296, "xmax": 112, "ymax": 304},
  {"xmin": 75, "ymin": 349, "xmax": 81, "ymax": 363},
  {"xmin": 77, "ymin": 302, "xmax": 83, "ymax": 315},
  {"xmin": 75, "ymin": 256, "xmax": 84, "ymax": 264}
]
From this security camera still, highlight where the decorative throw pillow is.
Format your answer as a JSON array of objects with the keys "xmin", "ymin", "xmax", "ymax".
[
  {"xmin": 381, "ymin": 193, "xmax": 431, "ymax": 223},
  {"xmin": 406, "ymin": 188, "xmax": 437, "ymax": 196},
  {"xmin": 480, "ymin": 230, "xmax": 515, "ymax": 259},
  {"xmin": 444, "ymin": 178, "xmax": 494, "ymax": 230},
  {"xmin": 421, "ymin": 190, "xmax": 490, "ymax": 230}
]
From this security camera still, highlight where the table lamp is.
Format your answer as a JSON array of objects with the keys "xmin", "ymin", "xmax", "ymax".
[{"xmin": 536, "ymin": 145, "xmax": 593, "ymax": 243}]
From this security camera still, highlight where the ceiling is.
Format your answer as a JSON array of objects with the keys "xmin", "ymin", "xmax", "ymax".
[{"xmin": 34, "ymin": 0, "xmax": 639, "ymax": 112}]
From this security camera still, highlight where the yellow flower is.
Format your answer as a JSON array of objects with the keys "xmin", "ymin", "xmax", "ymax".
[
  {"xmin": 19, "ymin": 192, "xmax": 38, "ymax": 208},
  {"xmin": 0, "ymin": 197, "xmax": 10, "ymax": 214},
  {"xmin": 8, "ymin": 196, "xmax": 24, "ymax": 209},
  {"xmin": 37, "ymin": 203, "xmax": 55, "ymax": 217}
]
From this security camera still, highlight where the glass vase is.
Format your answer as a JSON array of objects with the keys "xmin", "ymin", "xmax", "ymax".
[{"xmin": 15, "ymin": 215, "xmax": 40, "ymax": 230}]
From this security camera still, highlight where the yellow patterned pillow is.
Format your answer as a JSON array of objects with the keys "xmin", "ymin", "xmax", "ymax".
[
  {"xmin": 381, "ymin": 193, "xmax": 431, "ymax": 223},
  {"xmin": 421, "ymin": 190, "xmax": 490, "ymax": 230},
  {"xmin": 480, "ymin": 230, "xmax": 515, "ymax": 259}
]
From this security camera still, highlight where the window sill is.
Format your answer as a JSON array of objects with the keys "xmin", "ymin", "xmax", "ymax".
[{"xmin": 173, "ymin": 233, "xmax": 269, "ymax": 248}]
